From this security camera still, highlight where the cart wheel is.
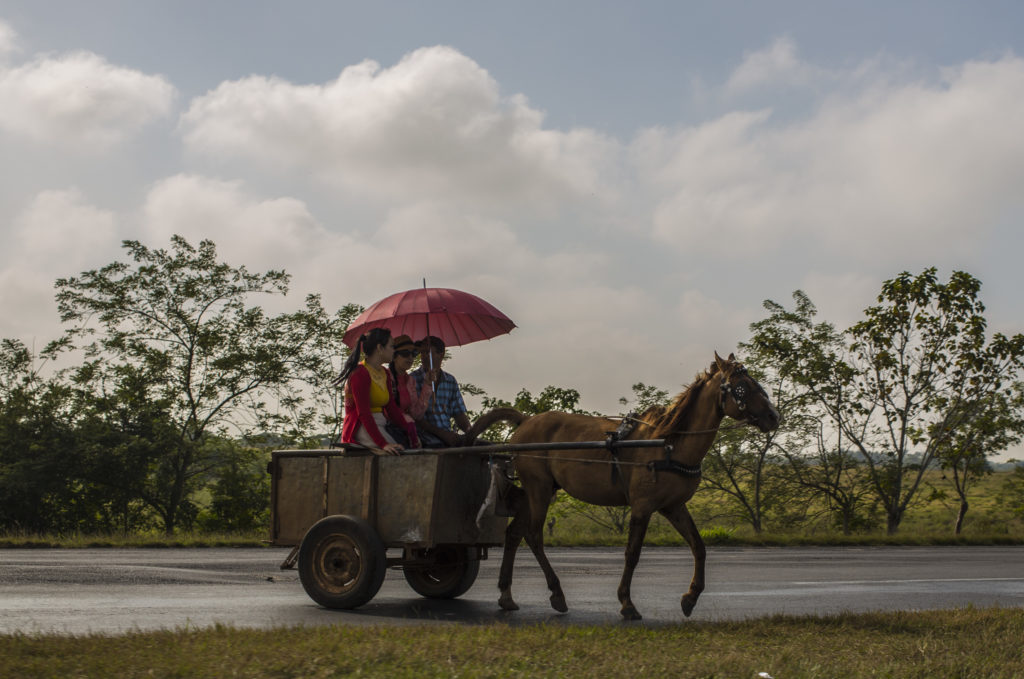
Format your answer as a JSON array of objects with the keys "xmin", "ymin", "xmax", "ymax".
[
  {"xmin": 298, "ymin": 515, "xmax": 386, "ymax": 609},
  {"xmin": 403, "ymin": 546, "xmax": 481, "ymax": 599}
]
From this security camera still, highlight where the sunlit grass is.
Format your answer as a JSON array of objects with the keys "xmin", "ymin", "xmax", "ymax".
[{"xmin": 2, "ymin": 607, "xmax": 1021, "ymax": 678}]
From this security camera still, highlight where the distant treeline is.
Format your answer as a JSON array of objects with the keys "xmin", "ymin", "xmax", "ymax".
[{"xmin": 2, "ymin": 238, "xmax": 1023, "ymax": 535}]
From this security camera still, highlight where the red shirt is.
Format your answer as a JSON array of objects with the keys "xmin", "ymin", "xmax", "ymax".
[{"xmin": 340, "ymin": 365, "xmax": 418, "ymax": 447}]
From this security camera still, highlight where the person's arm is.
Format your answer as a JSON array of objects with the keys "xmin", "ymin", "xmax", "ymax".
[
  {"xmin": 384, "ymin": 373, "xmax": 417, "ymax": 448},
  {"xmin": 408, "ymin": 379, "xmax": 434, "ymax": 419},
  {"xmin": 349, "ymin": 368, "xmax": 390, "ymax": 448},
  {"xmin": 450, "ymin": 377, "xmax": 471, "ymax": 433}
]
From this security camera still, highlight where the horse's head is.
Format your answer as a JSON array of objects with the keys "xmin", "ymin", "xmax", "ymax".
[{"xmin": 712, "ymin": 352, "xmax": 780, "ymax": 433}]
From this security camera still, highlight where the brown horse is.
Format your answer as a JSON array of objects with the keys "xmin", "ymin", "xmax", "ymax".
[{"xmin": 488, "ymin": 352, "xmax": 779, "ymax": 620}]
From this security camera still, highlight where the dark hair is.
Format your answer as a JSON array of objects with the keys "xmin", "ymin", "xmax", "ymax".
[
  {"xmin": 333, "ymin": 327, "xmax": 392, "ymax": 388},
  {"xmin": 420, "ymin": 335, "xmax": 445, "ymax": 353}
]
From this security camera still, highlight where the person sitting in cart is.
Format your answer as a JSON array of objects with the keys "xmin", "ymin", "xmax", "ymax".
[
  {"xmin": 334, "ymin": 328, "xmax": 420, "ymax": 455},
  {"xmin": 411, "ymin": 335, "xmax": 472, "ymax": 447},
  {"xmin": 387, "ymin": 334, "xmax": 434, "ymax": 422}
]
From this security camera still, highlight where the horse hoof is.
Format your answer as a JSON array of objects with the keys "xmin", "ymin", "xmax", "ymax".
[
  {"xmin": 498, "ymin": 596, "xmax": 519, "ymax": 612},
  {"xmin": 620, "ymin": 605, "xmax": 643, "ymax": 621},
  {"xmin": 550, "ymin": 593, "xmax": 568, "ymax": 613},
  {"xmin": 681, "ymin": 596, "xmax": 697, "ymax": 617}
]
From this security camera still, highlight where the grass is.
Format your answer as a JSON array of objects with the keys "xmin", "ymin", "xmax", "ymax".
[
  {"xmin": 3, "ymin": 469, "xmax": 1021, "ymax": 549},
  {"xmin": 0, "ymin": 531, "xmax": 269, "ymax": 549},
  {"xmin": 1, "ymin": 607, "xmax": 1022, "ymax": 678}
]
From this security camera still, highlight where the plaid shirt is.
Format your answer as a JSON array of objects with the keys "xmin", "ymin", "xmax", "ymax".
[{"xmin": 410, "ymin": 368, "xmax": 467, "ymax": 444}]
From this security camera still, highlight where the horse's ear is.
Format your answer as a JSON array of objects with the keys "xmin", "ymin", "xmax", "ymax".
[
  {"xmin": 714, "ymin": 351, "xmax": 727, "ymax": 371},
  {"xmin": 728, "ymin": 352, "xmax": 737, "ymax": 362}
]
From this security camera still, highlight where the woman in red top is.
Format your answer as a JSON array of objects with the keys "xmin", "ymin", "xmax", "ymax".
[
  {"xmin": 335, "ymin": 328, "xmax": 419, "ymax": 454},
  {"xmin": 387, "ymin": 335, "xmax": 433, "ymax": 420}
]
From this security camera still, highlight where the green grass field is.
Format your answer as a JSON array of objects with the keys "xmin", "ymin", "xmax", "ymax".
[{"xmin": 2, "ymin": 607, "xmax": 1022, "ymax": 678}]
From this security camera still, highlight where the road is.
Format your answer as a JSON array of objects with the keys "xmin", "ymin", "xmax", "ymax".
[{"xmin": 2, "ymin": 546, "xmax": 1022, "ymax": 635}]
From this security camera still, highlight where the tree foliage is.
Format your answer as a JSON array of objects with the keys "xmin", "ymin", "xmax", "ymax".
[
  {"xmin": 746, "ymin": 269, "xmax": 1024, "ymax": 533},
  {"xmin": 52, "ymin": 236, "xmax": 341, "ymax": 532}
]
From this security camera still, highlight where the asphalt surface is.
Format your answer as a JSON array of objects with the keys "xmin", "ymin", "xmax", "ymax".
[{"xmin": 1, "ymin": 546, "xmax": 1022, "ymax": 635}]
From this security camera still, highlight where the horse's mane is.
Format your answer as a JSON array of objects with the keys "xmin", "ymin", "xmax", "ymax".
[{"xmin": 641, "ymin": 364, "xmax": 718, "ymax": 438}]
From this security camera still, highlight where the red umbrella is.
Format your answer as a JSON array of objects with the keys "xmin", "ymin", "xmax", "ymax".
[{"xmin": 342, "ymin": 287, "xmax": 516, "ymax": 349}]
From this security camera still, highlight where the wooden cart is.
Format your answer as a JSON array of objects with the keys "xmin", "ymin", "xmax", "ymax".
[{"xmin": 268, "ymin": 447, "xmax": 506, "ymax": 609}]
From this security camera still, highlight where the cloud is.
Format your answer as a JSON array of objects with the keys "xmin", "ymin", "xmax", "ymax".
[
  {"xmin": 1, "ymin": 188, "xmax": 117, "ymax": 339},
  {"xmin": 0, "ymin": 19, "xmax": 19, "ymax": 62},
  {"xmin": 637, "ymin": 53, "xmax": 1024, "ymax": 263},
  {"xmin": 725, "ymin": 37, "xmax": 827, "ymax": 94},
  {"xmin": 179, "ymin": 46, "xmax": 618, "ymax": 209},
  {"xmin": 0, "ymin": 50, "xmax": 175, "ymax": 147}
]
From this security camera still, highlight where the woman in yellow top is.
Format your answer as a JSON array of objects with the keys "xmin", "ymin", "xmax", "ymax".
[{"xmin": 336, "ymin": 328, "xmax": 419, "ymax": 454}]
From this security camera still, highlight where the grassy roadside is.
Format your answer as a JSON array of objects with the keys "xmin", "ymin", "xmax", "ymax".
[
  {"xmin": 3, "ymin": 530, "xmax": 1024, "ymax": 549},
  {"xmin": 2, "ymin": 526, "xmax": 1024, "ymax": 549},
  {"xmin": 2, "ymin": 607, "xmax": 1021, "ymax": 678}
]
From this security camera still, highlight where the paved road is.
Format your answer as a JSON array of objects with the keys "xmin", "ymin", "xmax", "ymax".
[{"xmin": 2, "ymin": 546, "xmax": 1022, "ymax": 635}]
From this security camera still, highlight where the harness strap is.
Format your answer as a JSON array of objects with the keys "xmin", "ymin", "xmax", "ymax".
[
  {"xmin": 605, "ymin": 431, "xmax": 630, "ymax": 503},
  {"xmin": 647, "ymin": 458, "xmax": 702, "ymax": 477}
]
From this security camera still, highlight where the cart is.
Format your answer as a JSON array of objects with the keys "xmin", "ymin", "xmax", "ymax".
[
  {"xmin": 268, "ymin": 446, "xmax": 507, "ymax": 609},
  {"xmin": 270, "ymin": 437, "xmax": 672, "ymax": 609}
]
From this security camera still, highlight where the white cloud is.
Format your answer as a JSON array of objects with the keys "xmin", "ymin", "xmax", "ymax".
[
  {"xmin": 0, "ymin": 19, "xmax": 19, "ymax": 62},
  {"xmin": 10, "ymin": 188, "xmax": 117, "ymax": 269},
  {"xmin": 1, "ymin": 188, "xmax": 118, "ymax": 339},
  {"xmin": 725, "ymin": 37, "xmax": 827, "ymax": 94},
  {"xmin": 179, "ymin": 46, "xmax": 618, "ymax": 210},
  {"xmin": 637, "ymin": 53, "xmax": 1024, "ymax": 262},
  {"xmin": 0, "ymin": 50, "xmax": 175, "ymax": 147}
]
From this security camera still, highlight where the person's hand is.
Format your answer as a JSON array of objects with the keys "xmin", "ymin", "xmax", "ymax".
[
  {"xmin": 439, "ymin": 430, "xmax": 463, "ymax": 447},
  {"xmin": 423, "ymin": 367, "xmax": 440, "ymax": 383},
  {"xmin": 378, "ymin": 443, "xmax": 403, "ymax": 456}
]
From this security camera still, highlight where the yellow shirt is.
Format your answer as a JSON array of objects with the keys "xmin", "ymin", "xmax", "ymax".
[{"xmin": 362, "ymin": 362, "xmax": 390, "ymax": 413}]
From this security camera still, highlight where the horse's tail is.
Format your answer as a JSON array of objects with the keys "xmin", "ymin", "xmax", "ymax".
[{"xmin": 464, "ymin": 407, "xmax": 528, "ymax": 445}]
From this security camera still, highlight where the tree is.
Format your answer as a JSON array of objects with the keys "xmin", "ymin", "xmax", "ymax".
[
  {"xmin": 0, "ymin": 339, "xmax": 80, "ymax": 533},
  {"xmin": 743, "ymin": 293, "xmax": 879, "ymax": 534},
  {"xmin": 844, "ymin": 269, "xmax": 1024, "ymax": 532},
  {"xmin": 256, "ymin": 296, "xmax": 362, "ymax": 447},
  {"xmin": 54, "ymin": 236, "xmax": 335, "ymax": 533},
  {"xmin": 934, "ymin": 385, "xmax": 1024, "ymax": 534},
  {"xmin": 749, "ymin": 270, "xmax": 1024, "ymax": 534},
  {"xmin": 196, "ymin": 440, "xmax": 271, "ymax": 533},
  {"xmin": 618, "ymin": 382, "xmax": 670, "ymax": 415}
]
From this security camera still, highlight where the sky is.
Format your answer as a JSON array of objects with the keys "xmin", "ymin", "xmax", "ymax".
[{"xmin": 2, "ymin": 1, "xmax": 1024, "ymax": 423}]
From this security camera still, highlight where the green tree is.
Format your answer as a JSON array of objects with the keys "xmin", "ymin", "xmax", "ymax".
[
  {"xmin": 196, "ymin": 440, "xmax": 270, "ymax": 533},
  {"xmin": 618, "ymin": 382, "xmax": 671, "ymax": 415},
  {"xmin": 749, "ymin": 270, "xmax": 1024, "ymax": 534},
  {"xmin": 845, "ymin": 269, "xmax": 1024, "ymax": 533},
  {"xmin": 743, "ymin": 292, "xmax": 879, "ymax": 534},
  {"xmin": 934, "ymin": 386, "xmax": 1024, "ymax": 533},
  {"xmin": 53, "ymin": 236, "xmax": 335, "ymax": 533},
  {"xmin": 0, "ymin": 339, "xmax": 81, "ymax": 533}
]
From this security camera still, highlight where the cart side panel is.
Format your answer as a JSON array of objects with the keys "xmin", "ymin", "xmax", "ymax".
[
  {"xmin": 326, "ymin": 456, "xmax": 371, "ymax": 520},
  {"xmin": 431, "ymin": 454, "xmax": 506, "ymax": 544},
  {"xmin": 375, "ymin": 456, "xmax": 439, "ymax": 545},
  {"xmin": 272, "ymin": 455, "xmax": 326, "ymax": 545}
]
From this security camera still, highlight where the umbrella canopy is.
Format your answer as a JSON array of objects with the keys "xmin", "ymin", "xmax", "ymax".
[{"xmin": 342, "ymin": 287, "xmax": 515, "ymax": 349}]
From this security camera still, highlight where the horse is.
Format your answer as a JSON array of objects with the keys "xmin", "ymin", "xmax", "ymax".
[{"xmin": 478, "ymin": 352, "xmax": 780, "ymax": 620}]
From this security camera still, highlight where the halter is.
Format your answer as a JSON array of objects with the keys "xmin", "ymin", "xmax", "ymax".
[{"xmin": 718, "ymin": 366, "xmax": 752, "ymax": 415}]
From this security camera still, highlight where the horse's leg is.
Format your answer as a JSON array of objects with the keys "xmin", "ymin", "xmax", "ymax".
[
  {"xmin": 521, "ymin": 483, "xmax": 567, "ymax": 612},
  {"xmin": 617, "ymin": 509, "xmax": 652, "ymax": 620},
  {"xmin": 497, "ymin": 488, "xmax": 528, "ymax": 611},
  {"xmin": 658, "ymin": 503, "xmax": 705, "ymax": 617}
]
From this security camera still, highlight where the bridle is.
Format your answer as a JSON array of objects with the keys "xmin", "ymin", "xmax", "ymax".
[{"xmin": 718, "ymin": 365, "xmax": 769, "ymax": 423}]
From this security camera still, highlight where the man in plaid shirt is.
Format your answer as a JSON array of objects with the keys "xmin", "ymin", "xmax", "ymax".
[{"xmin": 410, "ymin": 336, "xmax": 472, "ymax": 447}]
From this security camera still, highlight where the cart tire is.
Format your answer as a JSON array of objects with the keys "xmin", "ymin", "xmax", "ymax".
[
  {"xmin": 403, "ymin": 546, "xmax": 481, "ymax": 599},
  {"xmin": 298, "ymin": 515, "xmax": 386, "ymax": 609}
]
